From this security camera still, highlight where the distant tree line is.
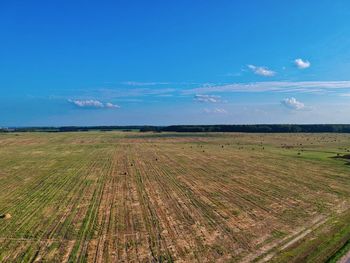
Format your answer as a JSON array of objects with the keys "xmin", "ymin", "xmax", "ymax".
[
  {"xmin": 2, "ymin": 124, "xmax": 350, "ymax": 133},
  {"xmin": 0, "ymin": 126, "xmax": 144, "ymax": 133},
  {"xmin": 141, "ymin": 124, "xmax": 350, "ymax": 133}
]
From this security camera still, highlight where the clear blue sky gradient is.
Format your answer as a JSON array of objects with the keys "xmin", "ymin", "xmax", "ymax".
[{"xmin": 1, "ymin": 1, "xmax": 350, "ymax": 126}]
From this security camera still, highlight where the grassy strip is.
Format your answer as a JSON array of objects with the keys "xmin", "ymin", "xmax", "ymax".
[
  {"xmin": 271, "ymin": 210, "xmax": 350, "ymax": 263},
  {"xmin": 327, "ymin": 239, "xmax": 350, "ymax": 263}
]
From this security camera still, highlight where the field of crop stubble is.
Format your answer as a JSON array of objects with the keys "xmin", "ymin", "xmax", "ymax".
[{"xmin": 0, "ymin": 132, "xmax": 350, "ymax": 262}]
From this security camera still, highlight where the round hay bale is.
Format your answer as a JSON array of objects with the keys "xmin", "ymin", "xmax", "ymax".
[{"xmin": 1, "ymin": 213, "xmax": 11, "ymax": 219}]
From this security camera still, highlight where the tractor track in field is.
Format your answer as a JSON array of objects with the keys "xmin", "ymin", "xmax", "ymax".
[{"xmin": 240, "ymin": 215, "xmax": 328, "ymax": 262}]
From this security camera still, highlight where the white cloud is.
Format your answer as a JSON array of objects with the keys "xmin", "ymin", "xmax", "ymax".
[
  {"xmin": 340, "ymin": 93, "xmax": 350, "ymax": 97},
  {"xmin": 194, "ymin": 94, "xmax": 221, "ymax": 103},
  {"xmin": 294, "ymin": 58, "xmax": 310, "ymax": 69},
  {"xmin": 70, "ymin": 99, "xmax": 104, "ymax": 108},
  {"xmin": 281, "ymin": 97, "xmax": 305, "ymax": 110},
  {"xmin": 204, "ymin": 108, "xmax": 227, "ymax": 114},
  {"xmin": 69, "ymin": 99, "xmax": 120, "ymax": 109},
  {"xmin": 248, "ymin": 65, "xmax": 276, "ymax": 77},
  {"xmin": 105, "ymin": 102, "xmax": 120, "ymax": 108}
]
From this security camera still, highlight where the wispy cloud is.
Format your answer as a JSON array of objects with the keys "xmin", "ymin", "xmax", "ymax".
[
  {"xmin": 186, "ymin": 81, "xmax": 350, "ymax": 94},
  {"xmin": 194, "ymin": 94, "xmax": 221, "ymax": 103},
  {"xmin": 294, "ymin": 58, "xmax": 311, "ymax": 69},
  {"xmin": 281, "ymin": 97, "xmax": 305, "ymax": 110},
  {"xmin": 95, "ymin": 87, "xmax": 176, "ymax": 98},
  {"xmin": 105, "ymin": 102, "xmax": 120, "ymax": 108},
  {"xmin": 204, "ymin": 108, "xmax": 228, "ymax": 114},
  {"xmin": 248, "ymin": 65, "xmax": 276, "ymax": 77},
  {"xmin": 69, "ymin": 99, "xmax": 120, "ymax": 109}
]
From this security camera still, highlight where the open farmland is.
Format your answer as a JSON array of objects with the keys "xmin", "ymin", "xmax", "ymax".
[{"xmin": 0, "ymin": 132, "xmax": 350, "ymax": 262}]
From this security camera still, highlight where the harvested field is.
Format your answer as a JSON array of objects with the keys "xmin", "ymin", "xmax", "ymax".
[{"xmin": 0, "ymin": 132, "xmax": 350, "ymax": 262}]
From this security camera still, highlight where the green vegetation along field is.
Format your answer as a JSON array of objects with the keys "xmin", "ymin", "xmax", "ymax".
[{"xmin": 0, "ymin": 132, "xmax": 350, "ymax": 262}]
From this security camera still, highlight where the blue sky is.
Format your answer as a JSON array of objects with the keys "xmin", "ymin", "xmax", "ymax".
[{"xmin": 1, "ymin": 1, "xmax": 350, "ymax": 126}]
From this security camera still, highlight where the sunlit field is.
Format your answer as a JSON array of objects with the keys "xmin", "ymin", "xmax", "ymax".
[{"xmin": 0, "ymin": 132, "xmax": 350, "ymax": 262}]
